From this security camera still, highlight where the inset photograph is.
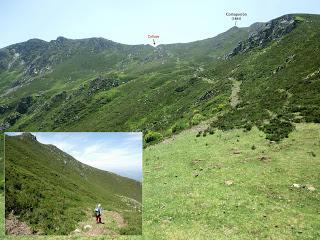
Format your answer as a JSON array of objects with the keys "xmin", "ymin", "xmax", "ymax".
[{"xmin": 4, "ymin": 132, "xmax": 142, "ymax": 236}]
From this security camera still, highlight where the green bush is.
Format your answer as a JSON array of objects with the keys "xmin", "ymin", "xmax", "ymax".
[
  {"xmin": 244, "ymin": 122, "xmax": 253, "ymax": 132},
  {"xmin": 171, "ymin": 120, "xmax": 189, "ymax": 133},
  {"xmin": 191, "ymin": 114, "xmax": 205, "ymax": 125},
  {"xmin": 196, "ymin": 131, "xmax": 202, "ymax": 137},
  {"xmin": 144, "ymin": 131, "xmax": 163, "ymax": 144},
  {"xmin": 264, "ymin": 118, "xmax": 295, "ymax": 142},
  {"xmin": 217, "ymin": 104, "xmax": 225, "ymax": 111}
]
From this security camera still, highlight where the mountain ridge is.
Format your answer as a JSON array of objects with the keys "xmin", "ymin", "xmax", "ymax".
[
  {"xmin": 0, "ymin": 13, "xmax": 319, "ymax": 143},
  {"xmin": 1, "ymin": 13, "xmax": 314, "ymax": 50}
]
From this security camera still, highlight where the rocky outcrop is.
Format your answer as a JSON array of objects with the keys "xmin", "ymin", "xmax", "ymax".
[
  {"xmin": 0, "ymin": 112, "xmax": 22, "ymax": 130},
  {"xmin": 199, "ymin": 90, "xmax": 215, "ymax": 101},
  {"xmin": 0, "ymin": 96, "xmax": 34, "ymax": 130},
  {"xmin": 16, "ymin": 96, "xmax": 33, "ymax": 114},
  {"xmin": 0, "ymin": 48, "xmax": 10, "ymax": 70},
  {"xmin": 227, "ymin": 14, "xmax": 297, "ymax": 58},
  {"xmin": 0, "ymin": 37, "xmax": 120, "ymax": 93},
  {"xmin": 18, "ymin": 132, "xmax": 37, "ymax": 141},
  {"xmin": 0, "ymin": 104, "xmax": 11, "ymax": 114},
  {"xmin": 88, "ymin": 76, "xmax": 119, "ymax": 95}
]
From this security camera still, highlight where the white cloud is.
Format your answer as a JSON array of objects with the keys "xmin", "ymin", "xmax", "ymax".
[{"xmin": 32, "ymin": 132, "xmax": 142, "ymax": 181}]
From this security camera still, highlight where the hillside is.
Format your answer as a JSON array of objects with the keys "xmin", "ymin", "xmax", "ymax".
[
  {"xmin": 5, "ymin": 133, "xmax": 142, "ymax": 235},
  {"xmin": 0, "ymin": 14, "xmax": 319, "ymax": 145},
  {"xmin": 0, "ymin": 17, "xmax": 253, "ymax": 134},
  {"xmin": 0, "ymin": 134, "xmax": 3, "ymax": 236}
]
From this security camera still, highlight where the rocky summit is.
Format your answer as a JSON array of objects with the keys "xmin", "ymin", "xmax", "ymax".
[{"xmin": 227, "ymin": 14, "xmax": 297, "ymax": 57}]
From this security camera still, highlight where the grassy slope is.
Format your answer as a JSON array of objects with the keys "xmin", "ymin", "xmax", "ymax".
[
  {"xmin": 143, "ymin": 123, "xmax": 320, "ymax": 239},
  {"xmin": 0, "ymin": 134, "xmax": 3, "ymax": 237},
  {"xmin": 0, "ymin": 26, "xmax": 250, "ymax": 135},
  {"xmin": 211, "ymin": 14, "xmax": 320, "ymax": 139},
  {"xmin": 4, "ymin": 57, "xmax": 230, "ymax": 135},
  {"xmin": 5, "ymin": 136, "xmax": 141, "ymax": 235}
]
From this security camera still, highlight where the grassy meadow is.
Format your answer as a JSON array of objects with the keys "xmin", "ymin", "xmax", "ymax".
[{"xmin": 143, "ymin": 123, "xmax": 320, "ymax": 239}]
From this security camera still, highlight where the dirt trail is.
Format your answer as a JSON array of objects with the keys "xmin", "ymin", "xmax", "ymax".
[
  {"xmin": 229, "ymin": 77, "xmax": 242, "ymax": 107},
  {"xmin": 71, "ymin": 209, "xmax": 126, "ymax": 237},
  {"xmin": 5, "ymin": 213, "xmax": 32, "ymax": 235}
]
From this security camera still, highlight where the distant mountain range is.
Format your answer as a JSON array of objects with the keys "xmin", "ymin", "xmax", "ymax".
[
  {"xmin": 0, "ymin": 14, "xmax": 319, "ymax": 142},
  {"xmin": 5, "ymin": 133, "xmax": 142, "ymax": 235}
]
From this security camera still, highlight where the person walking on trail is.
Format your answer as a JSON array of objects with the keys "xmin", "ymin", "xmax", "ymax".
[{"xmin": 95, "ymin": 203, "xmax": 102, "ymax": 224}]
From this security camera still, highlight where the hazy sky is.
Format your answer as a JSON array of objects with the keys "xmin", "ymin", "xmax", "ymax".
[
  {"xmin": 1, "ymin": 0, "xmax": 319, "ymax": 48},
  {"xmin": 6, "ymin": 132, "xmax": 142, "ymax": 181}
]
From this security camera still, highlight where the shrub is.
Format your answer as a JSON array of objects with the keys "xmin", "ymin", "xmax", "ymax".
[
  {"xmin": 264, "ymin": 118, "xmax": 295, "ymax": 142},
  {"xmin": 217, "ymin": 103, "xmax": 225, "ymax": 111},
  {"xmin": 209, "ymin": 128, "xmax": 215, "ymax": 135},
  {"xmin": 244, "ymin": 122, "xmax": 253, "ymax": 132},
  {"xmin": 172, "ymin": 120, "xmax": 189, "ymax": 133},
  {"xmin": 196, "ymin": 131, "xmax": 202, "ymax": 137},
  {"xmin": 144, "ymin": 131, "xmax": 163, "ymax": 144},
  {"xmin": 191, "ymin": 114, "xmax": 205, "ymax": 125}
]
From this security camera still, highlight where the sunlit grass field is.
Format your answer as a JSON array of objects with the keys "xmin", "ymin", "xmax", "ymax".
[{"xmin": 143, "ymin": 123, "xmax": 320, "ymax": 239}]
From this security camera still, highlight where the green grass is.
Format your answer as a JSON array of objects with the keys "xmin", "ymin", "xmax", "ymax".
[
  {"xmin": 0, "ymin": 134, "xmax": 4, "ymax": 239},
  {"xmin": 0, "ymin": 195, "xmax": 3, "ymax": 238},
  {"xmin": 143, "ymin": 123, "xmax": 320, "ymax": 239}
]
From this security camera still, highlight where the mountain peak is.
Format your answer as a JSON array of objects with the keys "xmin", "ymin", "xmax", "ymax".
[
  {"xmin": 56, "ymin": 36, "xmax": 68, "ymax": 43},
  {"xmin": 17, "ymin": 132, "xmax": 37, "ymax": 141},
  {"xmin": 226, "ymin": 14, "xmax": 298, "ymax": 58}
]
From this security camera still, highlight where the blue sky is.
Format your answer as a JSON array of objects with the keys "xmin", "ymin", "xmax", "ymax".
[
  {"xmin": 6, "ymin": 132, "xmax": 142, "ymax": 181},
  {"xmin": 1, "ymin": 0, "xmax": 319, "ymax": 48}
]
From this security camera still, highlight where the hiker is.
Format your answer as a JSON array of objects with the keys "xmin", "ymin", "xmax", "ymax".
[{"xmin": 95, "ymin": 203, "xmax": 102, "ymax": 223}]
